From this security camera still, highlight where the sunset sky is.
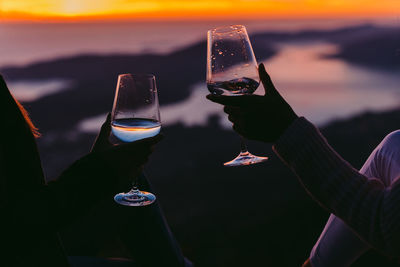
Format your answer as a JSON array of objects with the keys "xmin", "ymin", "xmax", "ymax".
[{"xmin": 1, "ymin": 0, "xmax": 399, "ymax": 21}]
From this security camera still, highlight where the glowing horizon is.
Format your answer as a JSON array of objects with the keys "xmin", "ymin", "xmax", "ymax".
[{"xmin": 0, "ymin": 0, "xmax": 399, "ymax": 22}]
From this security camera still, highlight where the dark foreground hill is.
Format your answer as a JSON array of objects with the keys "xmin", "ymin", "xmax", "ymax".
[{"xmin": 53, "ymin": 108, "xmax": 400, "ymax": 267}]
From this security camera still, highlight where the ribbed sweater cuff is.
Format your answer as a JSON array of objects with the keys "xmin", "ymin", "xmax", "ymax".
[{"xmin": 273, "ymin": 117, "xmax": 321, "ymax": 163}]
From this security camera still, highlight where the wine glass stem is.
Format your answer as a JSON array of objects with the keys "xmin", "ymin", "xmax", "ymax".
[
  {"xmin": 132, "ymin": 175, "xmax": 138, "ymax": 191},
  {"xmin": 240, "ymin": 136, "xmax": 249, "ymax": 154}
]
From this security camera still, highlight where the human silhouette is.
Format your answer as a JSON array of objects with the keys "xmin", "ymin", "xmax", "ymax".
[
  {"xmin": 207, "ymin": 63, "xmax": 400, "ymax": 266},
  {"xmin": 0, "ymin": 75, "xmax": 191, "ymax": 267}
]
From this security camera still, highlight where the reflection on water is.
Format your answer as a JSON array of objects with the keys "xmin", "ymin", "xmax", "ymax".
[
  {"xmin": 77, "ymin": 84, "xmax": 231, "ymax": 134},
  {"xmin": 78, "ymin": 113, "xmax": 108, "ymax": 133},
  {"xmin": 265, "ymin": 43, "xmax": 400, "ymax": 125},
  {"xmin": 173, "ymin": 43, "xmax": 400, "ymax": 127},
  {"xmin": 161, "ymin": 86, "xmax": 228, "ymax": 127},
  {"xmin": 8, "ymin": 80, "xmax": 71, "ymax": 102},
  {"xmin": 78, "ymin": 42, "xmax": 400, "ymax": 133}
]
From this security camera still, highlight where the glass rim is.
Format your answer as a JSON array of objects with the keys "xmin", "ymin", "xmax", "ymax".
[
  {"xmin": 208, "ymin": 24, "xmax": 246, "ymax": 34},
  {"xmin": 118, "ymin": 73, "xmax": 155, "ymax": 79}
]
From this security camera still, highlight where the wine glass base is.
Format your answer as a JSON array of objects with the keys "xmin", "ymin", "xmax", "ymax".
[
  {"xmin": 114, "ymin": 189, "xmax": 156, "ymax": 206},
  {"xmin": 224, "ymin": 151, "xmax": 268, "ymax": 167}
]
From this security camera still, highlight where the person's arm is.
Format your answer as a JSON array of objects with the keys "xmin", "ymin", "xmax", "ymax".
[
  {"xmin": 206, "ymin": 64, "xmax": 399, "ymax": 258},
  {"xmin": 47, "ymin": 117, "xmax": 162, "ymax": 230},
  {"xmin": 0, "ymin": 74, "xmax": 161, "ymax": 230},
  {"xmin": 273, "ymin": 117, "xmax": 395, "ymax": 255},
  {"xmin": 3, "ymin": 120, "xmax": 161, "ymax": 231},
  {"xmin": 5, "ymin": 138, "xmax": 160, "ymax": 227}
]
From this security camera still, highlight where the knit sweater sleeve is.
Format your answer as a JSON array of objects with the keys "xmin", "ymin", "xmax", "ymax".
[{"xmin": 273, "ymin": 117, "xmax": 400, "ymax": 258}]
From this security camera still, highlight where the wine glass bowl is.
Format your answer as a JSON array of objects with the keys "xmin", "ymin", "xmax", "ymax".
[
  {"xmin": 111, "ymin": 74, "xmax": 160, "ymax": 142},
  {"xmin": 207, "ymin": 25, "xmax": 260, "ymax": 96},
  {"xmin": 207, "ymin": 25, "xmax": 268, "ymax": 167},
  {"xmin": 111, "ymin": 74, "xmax": 160, "ymax": 206}
]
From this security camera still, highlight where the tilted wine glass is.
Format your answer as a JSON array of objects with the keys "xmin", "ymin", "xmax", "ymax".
[
  {"xmin": 207, "ymin": 25, "xmax": 268, "ymax": 166},
  {"xmin": 111, "ymin": 74, "xmax": 160, "ymax": 206}
]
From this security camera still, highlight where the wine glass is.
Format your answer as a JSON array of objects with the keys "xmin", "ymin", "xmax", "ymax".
[
  {"xmin": 207, "ymin": 25, "xmax": 268, "ymax": 166},
  {"xmin": 111, "ymin": 74, "xmax": 160, "ymax": 206}
]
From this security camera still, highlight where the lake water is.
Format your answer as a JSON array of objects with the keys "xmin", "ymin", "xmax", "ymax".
[
  {"xmin": 3, "ymin": 19, "xmax": 400, "ymax": 133},
  {"xmin": 77, "ymin": 41, "xmax": 400, "ymax": 133}
]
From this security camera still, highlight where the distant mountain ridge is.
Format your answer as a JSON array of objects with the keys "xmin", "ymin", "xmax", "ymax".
[
  {"xmin": 2, "ymin": 24, "xmax": 398, "ymax": 80},
  {"xmin": 251, "ymin": 24, "xmax": 400, "ymax": 70}
]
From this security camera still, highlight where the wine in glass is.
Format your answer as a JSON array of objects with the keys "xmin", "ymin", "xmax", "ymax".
[
  {"xmin": 207, "ymin": 25, "xmax": 268, "ymax": 166},
  {"xmin": 112, "ymin": 74, "xmax": 160, "ymax": 206}
]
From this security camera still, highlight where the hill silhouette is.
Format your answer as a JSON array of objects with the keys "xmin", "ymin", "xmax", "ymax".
[{"xmin": 1, "ymin": 24, "xmax": 398, "ymax": 134}]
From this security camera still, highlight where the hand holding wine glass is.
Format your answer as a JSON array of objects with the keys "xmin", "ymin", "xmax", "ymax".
[
  {"xmin": 110, "ymin": 74, "xmax": 161, "ymax": 206},
  {"xmin": 206, "ymin": 25, "xmax": 268, "ymax": 166},
  {"xmin": 91, "ymin": 113, "xmax": 161, "ymax": 188},
  {"xmin": 207, "ymin": 63, "xmax": 298, "ymax": 143}
]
